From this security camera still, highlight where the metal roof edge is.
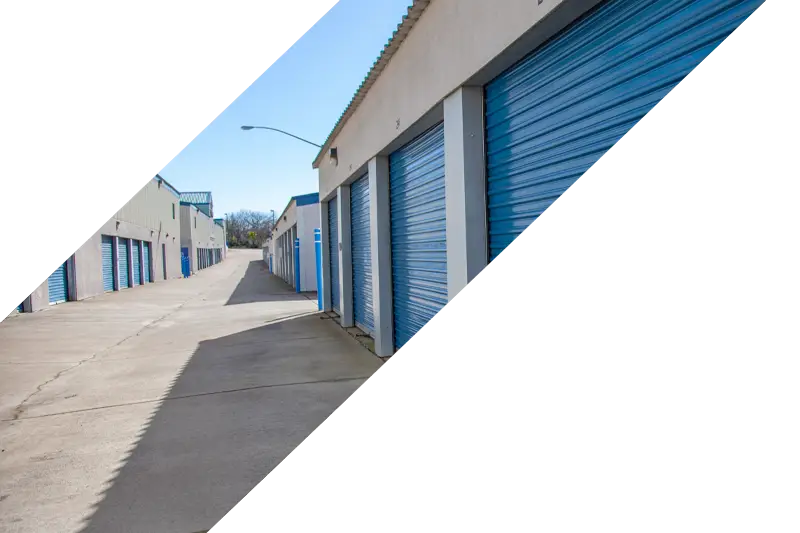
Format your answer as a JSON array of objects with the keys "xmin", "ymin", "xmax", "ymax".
[
  {"xmin": 293, "ymin": 192, "xmax": 320, "ymax": 207},
  {"xmin": 311, "ymin": 0, "xmax": 431, "ymax": 169},
  {"xmin": 276, "ymin": 198, "xmax": 295, "ymax": 224},
  {"xmin": 155, "ymin": 174, "xmax": 182, "ymax": 199}
]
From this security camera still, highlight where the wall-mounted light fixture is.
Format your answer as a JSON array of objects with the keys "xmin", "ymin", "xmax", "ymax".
[{"xmin": 329, "ymin": 147, "xmax": 338, "ymax": 166}]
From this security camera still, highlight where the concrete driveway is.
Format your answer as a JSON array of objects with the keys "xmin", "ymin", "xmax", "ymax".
[{"xmin": 0, "ymin": 249, "xmax": 382, "ymax": 533}]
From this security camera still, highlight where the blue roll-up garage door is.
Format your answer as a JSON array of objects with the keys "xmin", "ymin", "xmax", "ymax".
[
  {"xmin": 390, "ymin": 122, "xmax": 447, "ymax": 350},
  {"xmin": 328, "ymin": 197, "xmax": 340, "ymax": 312},
  {"xmin": 485, "ymin": 0, "xmax": 764, "ymax": 261},
  {"xmin": 350, "ymin": 173, "xmax": 374, "ymax": 334},
  {"xmin": 118, "ymin": 238, "xmax": 130, "ymax": 288},
  {"xmin": 132, "ymin": 240, "xmax": 142, "ymax": 285},
  {"xmin": 102, "ymin": 235, "xmax": 114, "ymax": 292},
  {"xmin": 143, "ymin": 242, "xmax": 152, "ymax": 283},
  {"xmin": 48, "ymin": 261, "xmax": 68, "ymax": 304}
]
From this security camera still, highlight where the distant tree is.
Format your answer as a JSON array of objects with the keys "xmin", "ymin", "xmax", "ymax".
[{"xmin": 225, "ymin": 210, "xmax": 272, "ymax": 248}]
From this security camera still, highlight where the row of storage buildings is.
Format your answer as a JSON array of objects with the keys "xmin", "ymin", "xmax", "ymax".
[
  {"xmin": 266, "ymin": 193, "xmax": 321, "ymax": 293},
  {"xmin": 270, "ymin": 0, "xmax": 765, "ymax": 356},
  {"xmin": 15, "ymin": 176, "xmax": 227, "ymax": 314}
]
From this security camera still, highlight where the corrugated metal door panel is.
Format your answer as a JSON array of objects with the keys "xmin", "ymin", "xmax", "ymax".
[
  {"xmin": 48, "ymin": 261, "xmax": 68, "ymax": 304},
  {"xmin": 485, "ymin": 0, "xmax": 764, "ymax": 261},
  {"xmin": 132, "ymin": 240, "xmax": 142, "ymax": 285},
  {"xmin": 328, "ymin": 198, "xmax": 340, "ymax": 311},
  {"xmin": 350, "ymin": 173, "xmax": 374, "ymax": 334},
  {"xmin": 118, "ymin": 238, "xmax": 130, "ymax": 288},
  {"xmin": 390, "ymin": 122, "xmax": 447, "ymax": 350},
  {"xmin": 102, "ymin": 235, "xmax": 114, "ymax": 292},
  {"xmin": 143, "ymin": 242, "xmax": 151, "ymax": 283}
]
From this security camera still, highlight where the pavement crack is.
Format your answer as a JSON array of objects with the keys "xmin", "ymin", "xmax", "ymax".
[
  {"xmin": 9, "ymin": 289, "xmax": 210, "ymax": 421},
  {"xmin": 4, "ymin": 376, "xmax": 371, "ymax": 421}
]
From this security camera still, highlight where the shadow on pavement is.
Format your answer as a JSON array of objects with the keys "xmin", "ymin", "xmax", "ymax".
[
  {"xmin": 78, "ymin": 313, "xmax": 381, "ymax": 533},
  {"xmin": 225, "ymin": 261, "xmax": 315, "ymax": 306}
]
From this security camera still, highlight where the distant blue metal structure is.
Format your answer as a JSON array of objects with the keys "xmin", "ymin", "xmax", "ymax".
[
  {"xmin": 314, "ymin": 228, "xmax": 322, "ymax": 311},
  {"xmin": 48, "ymin": 261, "xmax": 69, "ymax": 304},
  {"xmin": 180, "ymin": 247, "xmax": 191, "ymax": 278},
  {"xmin": 294, "ymin": 238, "xmax": 301, "ymax": 293},
  {"xmin": 101, "ymin": 235, "xmax": 115, "ymax": 292},
  {"xmin": 180, "ymin": 191, "xmax": 214, "ymax": 217},
  {"xmin": 143, "ymin": 242, "xmax": 152, "ymax": 283},
  {"xmin": 328, "ymin": 198, "xmax": 340, "ymax": 312},
  {"xmin": 118, "ymin": 238, "xmax": 130, "ymax": 289},
  {"xmin": 293, "ymin": 192, "xmax": 320, "ymax": 207},
  {"xmin": 131, "ymin": 240, "xmax": 142, "ymax": 286}
]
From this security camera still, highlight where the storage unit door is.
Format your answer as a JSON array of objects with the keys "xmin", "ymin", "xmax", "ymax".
[
  {"xmin": 102, "ymin": 235, "xmax": 115, "ymax": 292},
  {"xmin": 485, "ymin": 0, "xmax": 764, "ymax": 261},
  {"xmin": 132, "ymin": 240, "xmax": 142, "ymax": 285},
  {"xmin": 389, "ymin": 122, "xmax": 447, "ymax": 350},
  {"xmin": 350, "ymin": 173, "xmax": 374, "ymax": 334},
  {"xmin": 143, "ymin": 242, "xmax": 152, "ymax": 282},
  {"xmin": 118, "ymin": 238, "xmax": 130, "ymax": 288},
  {"xmin": 328, "ymin": 198, "xmax": 340, "ymax": 312},
  {"xmin": 48, "ymin": 261, "xmax": 68, "ymax": 304}
]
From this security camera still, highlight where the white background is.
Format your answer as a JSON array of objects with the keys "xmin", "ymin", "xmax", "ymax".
[
  {"xmin": 2, "ymin": 0, "xmax": 798, "ymax": 531},
  {"xmin": 0, "ymin": 0, "xmax": 337, "ymax": 315}
]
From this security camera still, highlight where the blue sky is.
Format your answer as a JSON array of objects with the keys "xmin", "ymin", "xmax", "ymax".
[{"xmin": 159, "ymin": 0, "xmax": 413, "ymax": 219}]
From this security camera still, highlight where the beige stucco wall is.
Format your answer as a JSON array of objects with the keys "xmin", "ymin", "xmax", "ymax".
[
  {"xmin": 212, "ymin": 223, "xmax": 226, "ymax": 256},
  {"xmin": 317, "ymin": 0, "xmax": 602, "ymax": 199},
  {"xmin": 296, "ymin": 203, "xmax": 320, "ymax": 292},
  {"xmin": 20, "ymin": 177, "xmax": 183, "ymax": 310},
  {"xmin": 273, "ymin": 199, "xmax": 297, "ymax": 239},
  {"xmin": 272, "ymin": 200, "xmax": 297, "ymax": 285},
  {"xmin": 180, "ymin": 203, "xmax": 224, "ymax": 273},
  {"xmin": 72, "ymin": 178, "xmax": 183, "ymax": 301}
]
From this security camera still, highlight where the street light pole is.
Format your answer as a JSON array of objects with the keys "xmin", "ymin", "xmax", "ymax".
[{"xmin": 240, "ymin": 125, "xmax": 322, "ymax": 149}]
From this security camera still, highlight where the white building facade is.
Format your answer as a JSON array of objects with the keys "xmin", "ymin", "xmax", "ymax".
[
  {"xmin": 179, "ymin": 195, "xmax": 226, "ymax": 275},
  {"xmin": 271, "ymin": 193, "xmax": 320, "ymax": 292},
  {"xmin": 315, "ymin": 0, "xmax": 765, "ymax": 355},
  {"xmin": 18, "ymin": 175, "xmax": 184, "ymax": 313},
  {"xmin": 15, "ymin": 177, "xmax": 227, "ymax": 314}
]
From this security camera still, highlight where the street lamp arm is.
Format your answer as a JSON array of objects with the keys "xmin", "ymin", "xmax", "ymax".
[{"xmin": 240, "ymin": 125, "xmax": 321, "ymax": 148}]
